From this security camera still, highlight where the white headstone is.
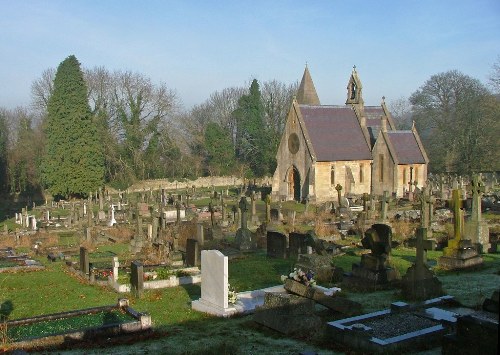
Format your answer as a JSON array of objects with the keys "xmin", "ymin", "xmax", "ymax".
[
  {"xmin": 108, "ymin": 205, "xmax": 117, "ymax": 226},
  {"xmin": 83, "ymin": 203, "xmax": 87, "ymax": 216},
  {"xmin": 192, "ymin": 250, "xmax": 236, "ymax": 317},
  {"xmin": 31, "ymin": 216, "xmax": 37, "ymax": 230},
  {"xmin": 112, "ymin": 257, "xmax": 119, "ymax": 282}
]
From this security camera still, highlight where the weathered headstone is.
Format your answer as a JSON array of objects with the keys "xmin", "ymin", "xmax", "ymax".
[
  {"xmin": 186, "ymin": 239, "xmax": 199, "ymax": 267},
  {"xmin": 266, "ymin": 231, "xmax": 287, "ymax": 259},
  {"xmin": 80, "ymin": 247, "xmax": 89, "ymax": 275},
  {"xmin": 288, "ymin": 232, "xmax": 309, "ymax": 259},
  {"xmin": 401, "ymin": 227, "xmax": 443, "ymax": 300},
  {"xmin": 112, "ymin": 257, "xmax": 119, "ymax": 282},
  {"xmin": 196, "ymin": 223, "xmax": 205, "ymax": 245},
  {"xmin": 438, "ymin": 189, "xmax": 483, "ymax": 270},
  {"xmin": 466, "ymin": 174, "xmax": 490, "ymax": 253},
  {"xmin": 253, "ymin": 292, "xmax": 322, "ymax": 335},
  {"xmin": 130, "ymin": 260, "xmax": 144, "ymax": 298},
  {"xmin": 234, "ymin": 197, "xmax": 257, "ymax": 250},
  {"xmin": 344, "ymin": 224, "xmax": 400, "ymax": 288},
  {"xmin": 380, "ymin": 191, "xmax": 389, "ymax": 221}
]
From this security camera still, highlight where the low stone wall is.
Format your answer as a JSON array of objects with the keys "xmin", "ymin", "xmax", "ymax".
[
  {"xmin": 107, "ymin": 267, "xmax": 201, "ymax": 292},
  {"xmin": 127, "ymin": 176, "xmax": 272, "ymax": 192}
]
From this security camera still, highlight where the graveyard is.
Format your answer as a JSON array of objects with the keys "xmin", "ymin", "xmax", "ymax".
[{"xmin": 0, "ymin": 174, "xmax": 499, "ymax": 354}]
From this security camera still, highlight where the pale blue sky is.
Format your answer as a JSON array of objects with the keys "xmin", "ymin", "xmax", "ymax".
[{"xmin": 1, "ymin": 0, "xmax": 499, "ymax": 110}]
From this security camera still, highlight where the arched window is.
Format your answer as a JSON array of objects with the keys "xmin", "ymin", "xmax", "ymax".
[
  {"xmin": 330, "ymin": 166, "xmax": 335, "ymax": 185},
  {"xmin": 379, "ymin": 154, "xmax": 384, "ymax": 182},
  {"xmin": 359, "ymin": 164, "xmax": 364, "ymax": 183}
]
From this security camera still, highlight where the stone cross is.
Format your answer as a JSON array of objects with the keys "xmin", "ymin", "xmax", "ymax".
[
  {"xmin": 451, "ymin": 189, "xmax": 464, "ymax": 241},
  {"xmin": 415, "ymin": 227, "xmax": 428, "ymax": 267},
  {"xmin": 470, "ymin": 174, "xmax": 485, "ymax": 223},
  {"xmin": 251, "ymin": 191, "xmax": 257, "ymax": 218},
  {"xmin": 335, "ymin": 184, "xmax": 343, "ymax": 206},
  {"xmin": 239, "ymin": 197, "xmax": 248, "ymax": 229},
  {"xmin": 419, "ymin": 186, "xmax": 432, "ymax": 230}
]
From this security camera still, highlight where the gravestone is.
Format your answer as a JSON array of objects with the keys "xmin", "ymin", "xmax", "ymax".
[
  {"xmin": 186, "ymin": 239, "xmax": 199, "ymax": 267},
  {"xmin": 137, "ymin": 202, "xmax": 150, "ymax": 217},
  {"xmin": 265, "ymin": 195, "xmax": 271, "ymax": 223},
  {"xmin": 196, "ymin": 223, "xmax": 205, "ymax": 245},
  {"xmin": 401, "ymin": 227, "xmax": 443, "ymax": 300},
  {"xmin": 234, "ymin": 197, "xmax": 257, "ymax": 251},
  {"xmin": 266, "ymin": 231, "xmax": 287, "ymax": 259},
  {"xmin": 465, "ymin": 174, "xmax": 490, "ymax": 253},
  {"xmin": 288, "ymin": 232, "xmax": 309, "ymax": 259},
  {"xmin": 192, "ymin": 250, "xmax": 237, "ymax": 317},
  {"xmin": 250, "ymin": 191, "xmax": 259, "ymax": 225},
  {"xmin": 438, "ymin": 189, "xmax": 483, "ymax": 270},
  {"xmin": 344, "ymin": 224, "xmax": 400, "ymax": 289},
  {"xmin": 253, "ymin": 292, "xmax": 322, "ymax": 335},
  {"xmin": 380, "ymin": 191, "xmax": 389, "ymax": 221},
  {"xmin": 108, "ymin": 205, "xmax": 117, "ymax": 226},
  {"xmin": 130, "ymin": 260, "xmax": 144, "ymax": 298},
  {"xmin": 79, "ymin": 247, "xmax": 89, "ymax": 275},
  {"xmin": 112, "ymin": 257, "xmax": 119, "ymax": 282}
]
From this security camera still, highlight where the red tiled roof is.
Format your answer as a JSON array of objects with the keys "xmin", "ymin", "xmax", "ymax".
[
  {"xmin": 364, "ymin": 106, "xmax": 384, "ymax": 126},
  {"xmin": 386, "ymin": 131, "xmax": 425, "ymax": 164},
  {"xmin": 299, "ymin": 105, "xmax": 372, "ymax": 161}
]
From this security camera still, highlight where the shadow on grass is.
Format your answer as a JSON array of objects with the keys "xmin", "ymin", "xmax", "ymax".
[{"xmin": 180, "ymin": 284, "xmax": 201, "ymax": 302}]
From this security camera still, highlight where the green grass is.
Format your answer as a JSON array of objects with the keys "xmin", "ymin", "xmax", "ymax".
[
  {"xmin": 228, "ymin": 252, "xmax": 295, "ymax": 291},
  {"xmin": 1, "ymin": 245, "xmax": 499, "ymax": 353}
]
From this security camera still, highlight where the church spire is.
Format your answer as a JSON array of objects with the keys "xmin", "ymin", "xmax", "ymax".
[
  {"xmin": 346, "ymin": 65, "xmax": 364, "ymax": 105},
  {"xmin": 296, "ymin": 64, "xmax": 320, "ymax": 105}
]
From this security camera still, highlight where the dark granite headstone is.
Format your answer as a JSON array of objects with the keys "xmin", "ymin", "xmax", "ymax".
[
  {"xmin": 266, "ymin": 231, "xmax": 287, "ymax": 258},
  {"xmin": 79, "ymin": 247, "xmax": 89, "ymax": 275},
  {"xmin": 186, "ymin": 239, "xmax": 199, "ymax": 267},
  {"xmin": 131, "ymin": 260, "xmax": 144, "ymax": 298},
  {"xmin": 289, "ymin": 232, "xmax": 309, "ymax": 259}
]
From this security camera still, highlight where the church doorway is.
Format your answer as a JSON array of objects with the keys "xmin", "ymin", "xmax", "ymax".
[{"xmin": 287, "ymin": 166, "xmax": 301, "ymax": 201}]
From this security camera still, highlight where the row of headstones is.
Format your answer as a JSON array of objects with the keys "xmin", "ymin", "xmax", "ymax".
[
  {"xmin": 266, "ymin": 232, "xmax": 313, "ymax": 259},
  {"xmin": 78, "ymin": 248, "xmax": 155, "ymax": 297}
]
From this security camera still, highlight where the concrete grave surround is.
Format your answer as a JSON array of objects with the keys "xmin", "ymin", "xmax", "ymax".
[{"xmin": 192, "ymin": 250, "xmax": 236, "ymax": 317}]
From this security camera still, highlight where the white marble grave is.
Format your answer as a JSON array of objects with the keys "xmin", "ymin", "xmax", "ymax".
[{"xmin": 191, "ymin": 250, "xmax": 237, "ymax": 317}]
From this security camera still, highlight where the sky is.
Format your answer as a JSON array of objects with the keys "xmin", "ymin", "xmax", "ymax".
[{"xmin": 1, "ymin": 0, "xmax": 499, "ymax": 110}]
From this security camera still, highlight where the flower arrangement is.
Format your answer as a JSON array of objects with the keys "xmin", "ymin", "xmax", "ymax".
[
  {"xmin": 94, "ymin": 269, "xmax": 113, "ymax": 280},
  {"xmin": 228, "ymin": 284, "xmax": 238, "ymax": 304},
  {"xmin": 281, "ymin": 268, "xmax": 316, "ymax": 287}
]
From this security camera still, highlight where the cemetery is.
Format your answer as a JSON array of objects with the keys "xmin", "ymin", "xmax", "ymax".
[{"xmin": 0, "ymin": 175, "xmax": 499, "ymax": 354}]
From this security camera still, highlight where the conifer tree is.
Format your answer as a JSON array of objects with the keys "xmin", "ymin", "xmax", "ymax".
[
  {"xmin": 0, "ymin": 113, "xmax": 8, "ymax": 193},
  {"xmin": 234, "ymin": 79, "xmax": 272, "ymax": 176},
  {"xmin": 42, "ymin": 55, "xmax": 104, "ymax": 198}
]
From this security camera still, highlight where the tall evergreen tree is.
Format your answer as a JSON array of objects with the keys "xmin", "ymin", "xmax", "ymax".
[
  {"xmin": 42, "ymin": 55, "xmax": 104, "ymax": 198},
  {"xmin": 204, "ymin": 122, "xmax": 236, "ymax": 176},
  {"xmin": 234, "ymin": 79, "xmax": 272, "ymax": 176},
  {"xmin": 0, "ymin": 112, "xmax": 8, "ymax": 193}
]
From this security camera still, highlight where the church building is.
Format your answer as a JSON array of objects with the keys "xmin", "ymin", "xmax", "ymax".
[{"xmin": 271, "ymin": 66, "xmax": 428, "ymax": 203}]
